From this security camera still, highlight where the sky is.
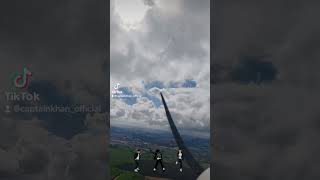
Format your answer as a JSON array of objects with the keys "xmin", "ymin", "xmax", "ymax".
[
  {"xmin": 213, "ymin": 0, "xmax": 320, "ymax": 179},
  {"xmin": 1, "ymin": 0, "xmax": 319, "ymax": 179},
  {"xmin": 0, "ymin": 0, "xmax": 109, "ymax": 179},
  {"xmin": 110, "ymin": 0, "xmax": 210, "ymax": 138}
]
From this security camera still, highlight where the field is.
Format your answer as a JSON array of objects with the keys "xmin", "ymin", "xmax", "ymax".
[
  {"xmin": 110, "ymin": 145, "xmax": 144, "ymax": 180},
  {"xmin": 110, "ymin": 144, "xmax": 206, "ymax": 180}
]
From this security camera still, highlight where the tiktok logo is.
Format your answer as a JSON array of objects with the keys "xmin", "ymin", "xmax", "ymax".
[
  {"xmin": 13, "ymin": 67, "xmax": 32, "ymax": 89},
  {"xmin": 5, "ymin": 67, "xmax": 40, "ymax": 103},
  {"xmin": 112, "ymin": 83, "xmax": 123, "ymax": 98},
  {"xmin": 114, "ymin": 83, "xmax": 120, "ymax": 90}
]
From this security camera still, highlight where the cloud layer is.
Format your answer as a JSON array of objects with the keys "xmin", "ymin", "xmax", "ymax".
[
  {"xmin": 213, "ymin": 1, "xmax": 320, "ymax": 179},
  {"xmin": 110, "ymin": 0, "xmax": 210, "ymax": 137},
  {"xmin": 0, "ymin": 0, "xmax": 108, "ymax": 179}
]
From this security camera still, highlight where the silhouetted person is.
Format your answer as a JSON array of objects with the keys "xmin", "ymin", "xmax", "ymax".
[
  {"xmin": 176, "ymin": 149, "xmax": 184, "ymax": 172},
  {"xmin": 134, "ymin": 149, "xmax": 141, "ymax": 172},
  {"xmin": 153, "ymin": 149, "xmax": 165, "ymax": 172}
]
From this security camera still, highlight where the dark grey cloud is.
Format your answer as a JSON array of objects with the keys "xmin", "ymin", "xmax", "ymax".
[
  {"xmin": 213, "ymin": 1, "xmax": 320, "ymax": 179},
  {"xmin": 0, "ymin": 0, "xmax": 107, "ymax": 95},
  {"xmin": 143, "ymin": 0, "xmax": 155, "ymax": 7},
  {"xmin": 0, "ymin": 0, "xmax": 108, "ymax": 179}
]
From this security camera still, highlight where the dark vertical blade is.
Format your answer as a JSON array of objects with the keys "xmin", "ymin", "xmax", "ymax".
[{"xmin": 160, "ymin": 92, "xmax": 204, "ymax": 175}]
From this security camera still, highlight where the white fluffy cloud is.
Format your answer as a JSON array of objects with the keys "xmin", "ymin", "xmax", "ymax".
[{"xmin": 110, "ymin": 0, "xmax": 210, "ymax": 136}]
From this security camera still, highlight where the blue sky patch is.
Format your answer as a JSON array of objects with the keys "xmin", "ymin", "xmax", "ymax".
[
  {"xmin": 118, "ymin": 87, "xmax": 137, "ymax": 105},
  {"xmin": 119, "ymin": 80, "xmax": 197, "ymax": 106},
  {"xmin": 182, "ymin": 80, "xmax": 197, "ymax": 88},
  {"xmin": 142, "ymin": 93, "xmax": 162, "ymax": 108},
  {"xmin": 143, "ymin": 81, "xmax": 165, "ymax": 90},
  {"xmin": 144, "ymin": 80, "xmax": 197, "ymax": 89}
]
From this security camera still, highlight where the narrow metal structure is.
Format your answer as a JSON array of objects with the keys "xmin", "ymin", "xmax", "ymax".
[{"xmin": 160, "ymin": 92, "xmax": 204, "ymax": 176}]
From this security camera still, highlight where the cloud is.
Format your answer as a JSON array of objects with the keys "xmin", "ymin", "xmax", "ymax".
[
  {"xmin": 143, "ymin": 0, "xmax": 155, "ymax": 7},
  {"xmin": 213, "ymin": 1, "xmax": 320, "ymax": 179},
  {"xmin": 111, "ymin": 86, "xmax": 210, "ymax": 138},
  {"xmin": 0, "ymin": 0, "xmax": 108, "ymax": 179},
  {"xmin": 110, "ymin": 0, "xmax": 210, "ymax": 137},
  {"xmin": 110, "ymin": 0, "xmax": 209, "ymax": 83}
]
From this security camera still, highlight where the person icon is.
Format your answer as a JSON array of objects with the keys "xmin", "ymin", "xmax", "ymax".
[
  {"xmin": 134, "ymin": 149, "xmax": 141, "ymax": 172},
  {"xmin": 153, "ymin": 149, "xmax": 165, "ymax": 172},
  {"xmin": 176, "ymin": 149, "xmax": 184, "ymax": 172}
]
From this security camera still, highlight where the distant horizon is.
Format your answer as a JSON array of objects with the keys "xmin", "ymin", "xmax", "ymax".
[{"xmin": 111, "ymin": 123, "xmax": 210, "ymax": 139}]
